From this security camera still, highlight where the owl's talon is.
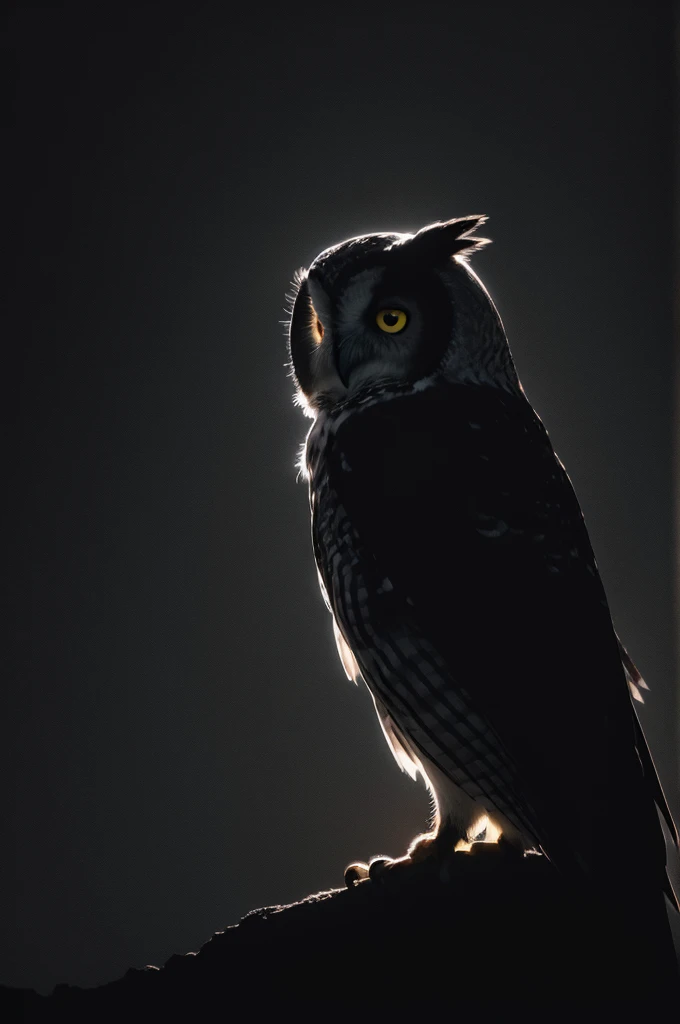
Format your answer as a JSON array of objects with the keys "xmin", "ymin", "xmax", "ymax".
[
  {"xmin": 368, "ymin": 856, "xmax": 393, "ymax": 882},
  {"xmin": 344, "ymin": 862, "xmax": 370, "ymax": 887}
]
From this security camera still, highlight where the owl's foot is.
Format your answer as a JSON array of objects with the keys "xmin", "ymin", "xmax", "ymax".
[
  {"xmin": 345, "ymin": 832, "xmax": 534, "ymax": 887},
  {"xmin": 343, "ymin": 856, "xmax": 410, "ymax": 886},
  {"xmin": 407, "ymin": 829, "xmax": 440, "ymax": 861},
  {"xmin": 344, "ymin": 836, "xmax": 446, "ymax": 889},
  {"xmin": 367, "ymin": 854, "xmax": 412, "ymax": 882},
  {"xmin": 344, "ymin": 854, "xmax": 417, "ymax": 887},
  {"xmin": 344, "ymin": 823, "xmax": 453, "ymax": 888},
  {"xmin": 345, "ymin": 826, "xmax": 526, "ymax": 888}
]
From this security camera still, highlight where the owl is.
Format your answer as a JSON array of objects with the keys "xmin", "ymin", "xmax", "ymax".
[{"xmin": 286, "ymin": 216, "xmax": 678, "ymax": 930}]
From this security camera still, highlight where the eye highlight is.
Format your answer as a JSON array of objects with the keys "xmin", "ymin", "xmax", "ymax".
[{"xmin": 376, "ymin": 309, "xmax": 408, "ymax": 334}]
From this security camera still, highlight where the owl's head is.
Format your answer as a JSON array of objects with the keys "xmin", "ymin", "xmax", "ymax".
[{"xmin": 287, "ymin": 216, "xmax": 521, "ymax": 417}]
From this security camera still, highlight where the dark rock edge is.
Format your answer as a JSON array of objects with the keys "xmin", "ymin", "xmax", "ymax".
[{"xmin": 3, "ymin": 848, "xmax": 678, "ymax": 1020}]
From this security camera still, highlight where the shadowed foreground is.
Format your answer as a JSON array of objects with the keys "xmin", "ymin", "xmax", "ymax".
[{"xmin": 4, "ymin": 847, "xmax": 678, "ymax": 1020}]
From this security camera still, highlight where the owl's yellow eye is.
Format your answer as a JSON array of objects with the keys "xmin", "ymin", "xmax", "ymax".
[{"xmin": 375, "ymin": 309, "xmax": 408, "ymax": 334}]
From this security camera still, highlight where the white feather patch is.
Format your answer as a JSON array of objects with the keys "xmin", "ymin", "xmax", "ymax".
[
  {"xmin": 333, "ymin": 619, "xmax": 361, "ymax": 684},
  {"xmin": 377, "ymin": 710, "xmax": 420, "ymax": 781}
]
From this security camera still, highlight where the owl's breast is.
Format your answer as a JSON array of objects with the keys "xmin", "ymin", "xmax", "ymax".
[
  {"xmin": 308, "ymin": 412, "xmax": 401, "ymax": 644},
  {"xmin": 305, "ymin": 406, "xmax": 538, "ymax": 843}
]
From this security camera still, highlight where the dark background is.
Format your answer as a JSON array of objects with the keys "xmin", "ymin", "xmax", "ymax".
[{"xmin": 5, "ymin": 0, "xmax": 678, "ymax": 995}]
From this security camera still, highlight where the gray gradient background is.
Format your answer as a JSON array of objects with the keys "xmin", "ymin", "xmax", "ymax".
[{"xmin": 6, "ymin": 0, "xmax": 678, "ymax": 994}]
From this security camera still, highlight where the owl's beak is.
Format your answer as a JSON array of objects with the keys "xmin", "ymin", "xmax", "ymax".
[{"xmin": 334, "ymin": 341, "xmax": 361, "ymax": 390}]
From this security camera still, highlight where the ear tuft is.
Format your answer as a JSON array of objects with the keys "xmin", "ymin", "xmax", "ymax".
[{"xmin": 407, "ymin": 215, "xmax": 491, "ymax": 262}]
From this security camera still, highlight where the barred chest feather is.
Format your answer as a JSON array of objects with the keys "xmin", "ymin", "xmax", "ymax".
[{"xmin": 304, "ymin": 384, "xmax": 544, "ymax": 845}]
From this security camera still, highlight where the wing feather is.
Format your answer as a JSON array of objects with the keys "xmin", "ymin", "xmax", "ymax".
[{"xmin": 316, "ymin": 381, "xmax": 674, "ymax": 898}]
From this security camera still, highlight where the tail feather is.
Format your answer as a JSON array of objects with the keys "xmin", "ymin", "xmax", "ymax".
[
  {"xmin": 632, "ymin": 705, "xmax": 680, "ymax": 851},
  {"xmin": 616, "ymin": 635, "xmax": 679, "ymax": 913},
  {"xmin": 617, "ymin": 635, "xmax": 650, "ymax": 702}
]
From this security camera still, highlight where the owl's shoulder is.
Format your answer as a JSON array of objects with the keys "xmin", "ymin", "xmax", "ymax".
[
  {"xmin": 313, "ymin": 380, "xmax": 598, "ymax": 595},
  {"xmin": 321, "ymin": 380, "xmax": 553, "ymax": 482}
]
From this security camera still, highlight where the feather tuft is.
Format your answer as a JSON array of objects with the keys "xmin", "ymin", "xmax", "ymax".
[{"xmin": 400, "ymin": 215, "xmax": 492, "ymax": 264}]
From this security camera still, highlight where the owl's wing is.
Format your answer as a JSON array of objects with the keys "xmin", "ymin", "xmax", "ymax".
[{"xmin": 324, "ymin": 381, "xmax": 676, "ymax": 904}]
